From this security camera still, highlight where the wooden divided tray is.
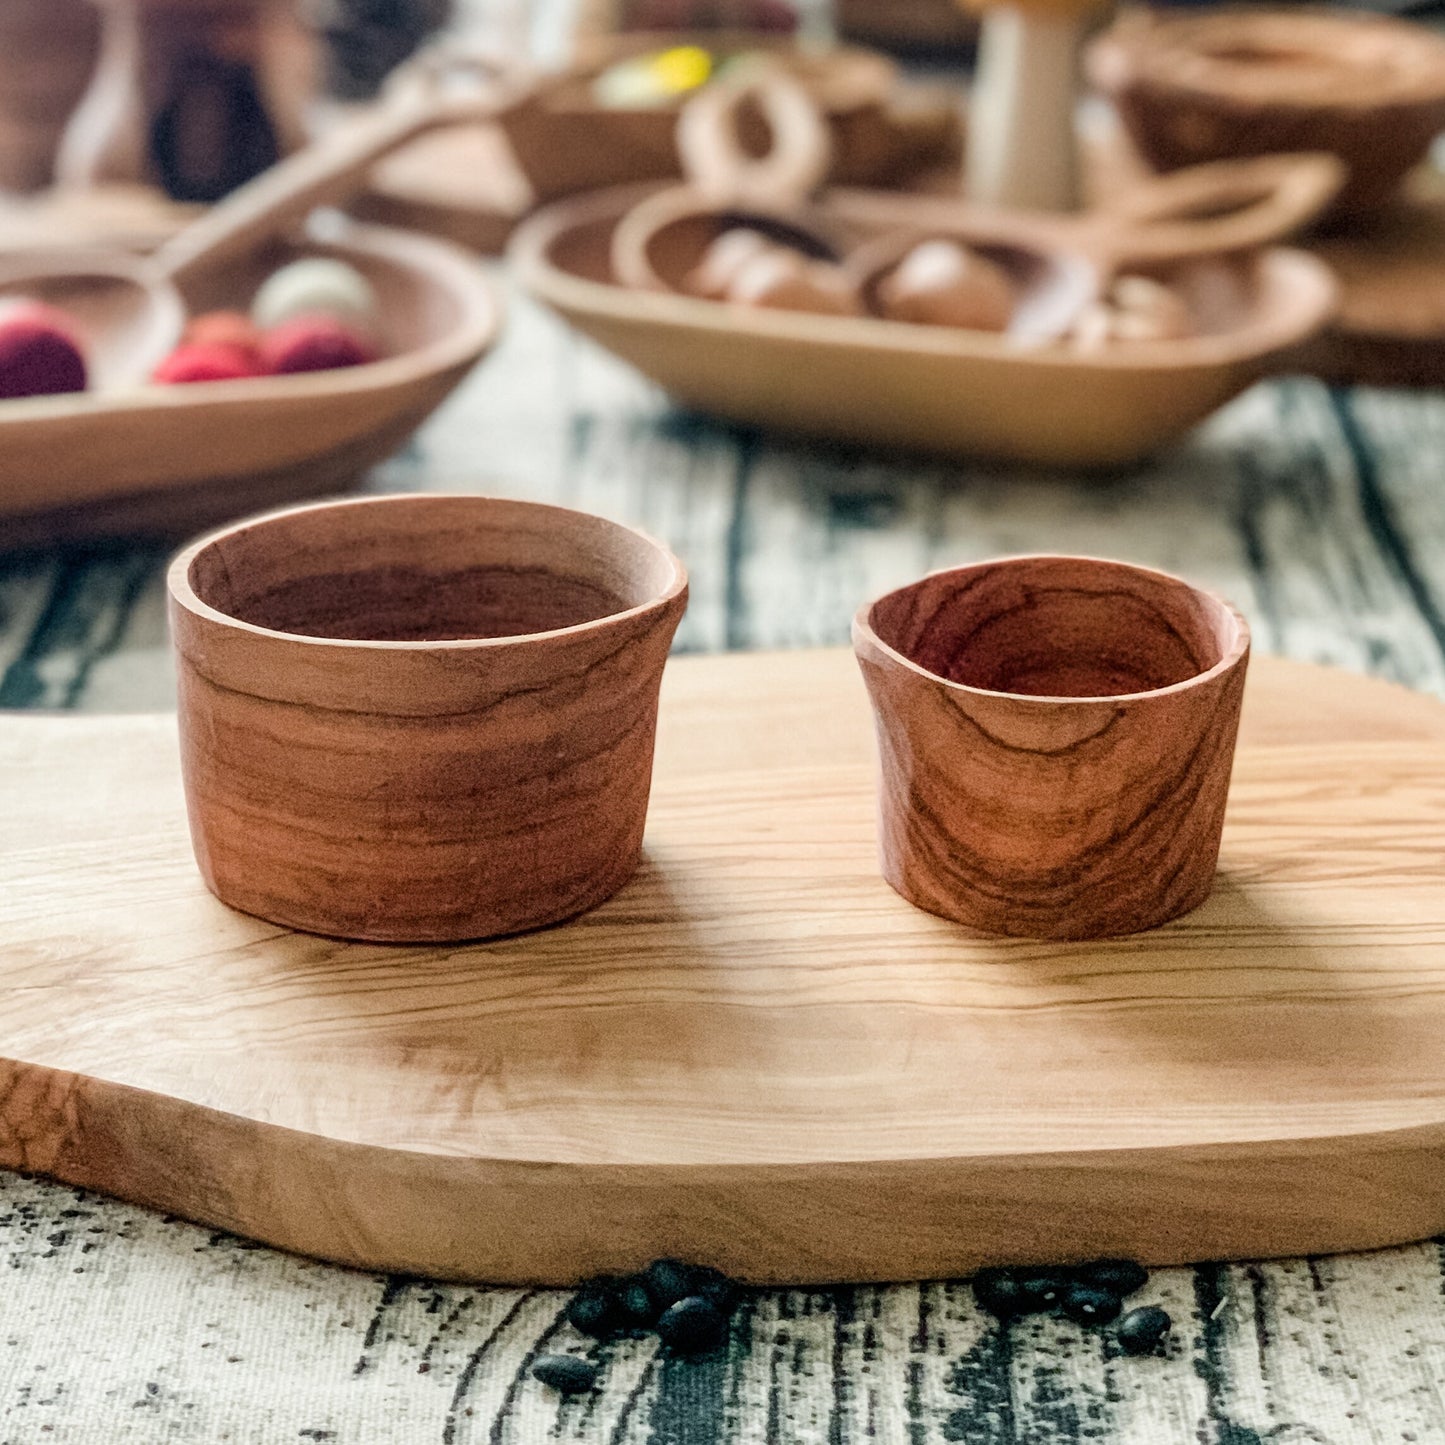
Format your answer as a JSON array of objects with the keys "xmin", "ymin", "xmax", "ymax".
[{"xmin": 5, "ymin": 649, "xmax": 1445, "ymax": 1285}]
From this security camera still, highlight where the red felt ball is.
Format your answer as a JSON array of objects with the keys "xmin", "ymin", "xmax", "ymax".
[
  {"xmin": 182, "ymin": 310, "xmax": 264, "ymax": 361},
  {"xmin": 152, "ymin": 341, "xmax": 267, "ymax": 386},
  {"xmin": 260, "ymin": 314, "xmax": 379, "ymax": 376},
  {"xmin": 0, "ymin": 298, "xmax": 87, "ymax": 400}
]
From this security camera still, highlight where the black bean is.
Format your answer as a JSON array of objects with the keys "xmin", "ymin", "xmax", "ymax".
[
  {"xmin": 1016, "ymin": 1270, "xmax": 1072, "ymax": 1311},
  {"xmin": 689, "ymin": 1265, "xmax": 741, "ymax": 1314},
  {"xmin": 532, "ymin": 1354, "xmax": 599, "ymax": 1394},
  {"xmin": 972, "ymin": 1269, "xmax": 1030, "ymax": 1319},
  {"xmin": 616, "ymin": 1278, "xmax": 661, "ymax": 1329},
  {"xmin": 642, "ymin": 1258, "xmax": 698, "ymax": 1311},
  {"xmin": 1074, "ymin": 1259, "xmax": 1149, "ymax": 1297},
  {"xmin": 657, "ymin": 1296, "xmax": 728, "ymax": 1355},
  {"xmin": 1062, "ymin": 1285, "xmax": 1122, "ymax": 1326},
  {"xmin": 566, "ymin": 1283, "xmax": 621, "ymax": 1338},
  {"xmin": 1117, "ymin": 1306, "xmax": 1172, "ymax": 1356}
]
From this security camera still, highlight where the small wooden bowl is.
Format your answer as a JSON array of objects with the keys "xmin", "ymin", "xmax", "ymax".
[
  {"xmin": 168, "ymin": 493, "xmax": 689, "ymax": 944},
  {"xmin": 853, "ymin": 555, "xmax": 1251, "ymax": 940},
  {"xmin": 511, "ymin": 184, "xmax": 1338, "ymax": 467},
  {"xmin": 0, "ymin": 219, "xmax": 501, "ymax": 548},
  {"xmin": 1088, "ymin": 9, "xmax": 1445, "ymax": 218}
]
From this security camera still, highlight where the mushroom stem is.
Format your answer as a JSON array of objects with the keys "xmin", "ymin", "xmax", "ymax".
[{"xmin": 965, "ymin": 7, "xmax": 1085, "ymax": 212}]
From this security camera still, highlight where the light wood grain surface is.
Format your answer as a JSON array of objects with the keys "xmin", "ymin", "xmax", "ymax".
[{"xmin": 4, "ymin": 651, "xmax": 1445, "ymax": 1288}]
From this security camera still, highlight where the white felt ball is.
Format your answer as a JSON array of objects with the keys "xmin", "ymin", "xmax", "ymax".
[{"xmin": 251, "ymin": 258, "xmax": 379, "ymax": 333}]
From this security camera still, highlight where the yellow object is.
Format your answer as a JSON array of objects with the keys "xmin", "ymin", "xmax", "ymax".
[{"xmin": 593, "ymin": 47, "xmax": 714, "ymax": 108}]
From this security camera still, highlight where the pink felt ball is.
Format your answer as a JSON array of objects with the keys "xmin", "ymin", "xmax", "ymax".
[
  {"xmin": 152, "ymin": 341, "xmax": 268, "ymax": 386},
  {"xmin": 260, "ymin": 315, "xmax": 379, "ymax": 376},
  {"xmin": 0, "ymin": 298, "xmax": 87, "ymax": 400}
]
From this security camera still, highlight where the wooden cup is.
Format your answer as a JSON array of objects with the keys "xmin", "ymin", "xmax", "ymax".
[
  {"xmin": 168, "ymin": 494, "xmax": 688, "ymax": 942},
  {"xmin": 853, "ymin": 555, "xmax": 1250, "ymax": 940}
]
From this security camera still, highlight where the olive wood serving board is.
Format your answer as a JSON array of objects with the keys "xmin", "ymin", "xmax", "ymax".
[{"xmin": 4, "ymin": 649, "xmax": 1445, "ymax": 1285}]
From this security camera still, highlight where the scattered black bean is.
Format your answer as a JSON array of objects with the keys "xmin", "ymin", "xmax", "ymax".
[
  {"xmin": 1074, "ymin": 1258, "xmax": 1149, "ymax": 1298},
  {"xmin": 616, "ymin": 1278, "xmax": 662, "ymax": 1329},
  {"xmin": 642, "ymin": 1258, "xmax": 698, "ymax": 1311},
  {"xmin": 689, "ymin": 1264, "xmax": 741, "ymax": 1314},
  {"xmin": 1062, "ymin": 1284, "xmax": 1123, "ymax": 1325},
  {"xmin": 566, "ymin": 1282, "xmax": 621, "ymax": 1339},
  {"xmin": 657, "ymin": 1296, "xmax": 728, "ymax": 1355},
  {"xmin": 972, "ymin": 1268, "xmax": 1031, "ymax": 1320},
  {"xmin": 1116, "ymin": 1306, "xmax": 1172, "ymax": 1356},
  {"xmin": 531, "ymin": 1354, "xmax": 599, "ymax": 1395},
  {"xmin": 1017, "ymin": 1271, "xmax": 1072, "ymax": 1311}
]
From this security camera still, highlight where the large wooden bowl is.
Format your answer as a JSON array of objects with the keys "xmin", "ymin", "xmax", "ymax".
[
  {"xmin": 0, "ymin": 218, "xmax": 501, "ymax": 548},
  {"xmin": 511, "ymin": 184, "xmax": 1337, "ymax": 469}
]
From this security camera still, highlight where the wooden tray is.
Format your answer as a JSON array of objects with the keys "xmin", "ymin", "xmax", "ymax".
[
  {"xmin": 5, "ymin": 649, "xmax": 1445, "ymax": 1284},
  {"xmin": 0, "ymin": 219, "xmax": 501, "ymax": 551}
]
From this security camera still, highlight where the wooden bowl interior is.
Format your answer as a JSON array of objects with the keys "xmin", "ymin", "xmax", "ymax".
[
  {"xmin": 540, "ymin": 200, "xmax": 1307, "ymax": 351},
  {"xmin": 0, "ymin": 261, "xmax": 181, "ymax": 389},
  {"xmin": 186, "ymin": 497, "xmax": 680, "ymax": 643},
  {"xmin": 868, "ymin": 557, "xmax": 1243, "ymax": 698},
  {"xmin": 177, "ymin": 237, "xmax": 466, "ymax": 358},
  {"xmin": 638, "ymin": 208, "xmax": 842, "ymax": 293},
  {"xmin": 853, "ymin": 233, "xmax": 1095, "ymax": 343}
]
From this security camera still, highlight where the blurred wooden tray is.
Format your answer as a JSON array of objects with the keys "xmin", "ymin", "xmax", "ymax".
[
  {"xmin": 5, "ymin": 650, "xmax": 1445, "ymax": 1284},
  {"xmin": 0, "ymin": 218, "xmax": 500, "ymax": 551}
]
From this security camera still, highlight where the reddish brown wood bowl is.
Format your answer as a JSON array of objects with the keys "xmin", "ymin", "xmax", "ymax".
[
  {"xmin": 1088, "ymin": 9, "xmax": 1445, "ymax": 218},
  {"xmin": 168, "ymin": 493, "xmax": 689, "ymax": 943},
  {"xmin": 853, "ymin": 555, "xmax": 1251, "ymax": 939}
]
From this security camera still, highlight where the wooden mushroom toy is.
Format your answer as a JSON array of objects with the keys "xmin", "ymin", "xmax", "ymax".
[
  {"xmin": 960, "ymin": 0, "xmax": 1114, "ymax": 211},
  {"xmin": 610, "ymin": 69, "xmax": 855, "ymax": 306}
]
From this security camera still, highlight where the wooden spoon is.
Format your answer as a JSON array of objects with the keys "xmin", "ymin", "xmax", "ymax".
[
  {"xmin": 0, "ymin": 56, "xmax": 533, "ymax": 392},
  {"xmin": 842, "ymin": 151, "xmax": 1346, "ymax": 344},
  {"xmin": 610, "ymin": 69, "xmax": 846, "ymax": 296}
]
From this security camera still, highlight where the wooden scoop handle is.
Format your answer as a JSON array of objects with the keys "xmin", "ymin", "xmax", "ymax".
[
  {"xmin": 151, "ymin": 54, "xmax": 532, "ymax": 288},
  {"xmin": 1098, "ymin": 153, "xmax": 1346, "ymax": 267},
  {"xmin": 676, "ymin": 70, "xmax": 833, "ymax": 211}
]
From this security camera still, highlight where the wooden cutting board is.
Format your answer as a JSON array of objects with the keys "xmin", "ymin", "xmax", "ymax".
[{"xmin": 4, "ymin": 649, "xmax": 1445, "ymax": 1285}]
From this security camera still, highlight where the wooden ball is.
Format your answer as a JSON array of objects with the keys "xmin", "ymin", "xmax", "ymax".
[
  {"xmin": 251, "ymin": 258, "xmax": 379, "ymax": 334},
  {"xmin": 726, "ymin": 249, "xmax": 861, "ymax": 317},
  {"xmin": 261, "ymin": 315, "xmax": 380, "ymax": 375},
  {"xmin": 0, "ymin": 298, "xmax": 86, "ymax": 400},
  {"xmin": 877, "ymin": 241, "xmax": 1015, "ymax": 332}
]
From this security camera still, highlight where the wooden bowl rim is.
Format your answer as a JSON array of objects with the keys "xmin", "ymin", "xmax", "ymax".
[
  {"xmin": 167, "ymin": 492, "xmax": 690, "ymax": 654},
  {"xmin": 851, "ymin": 553, "xmax": 1252, "ymax": 706},
  {"xmin": 1088, "ymin": 7, "xmax": 1445, "ymax": 114},
  {"xmin": 511, "ymin": 184, "xmax": 1340, "ymax": 374},
  {"xmin": 0, "ymin": 220, "xmax": 503, "ymax": 426}
]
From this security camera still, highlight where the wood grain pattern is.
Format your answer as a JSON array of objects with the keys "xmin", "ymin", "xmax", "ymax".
[
  {"xmin": 168, "ymin": 493, "xmax": 688, "ymax": 941},
  {"xmin": 853, "ymin": 555, "xmax": 1250, "ymax": 938},
  {"xmin": 4, "ymin": 651, "xmax": 1445, "ymax": 1282}
]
